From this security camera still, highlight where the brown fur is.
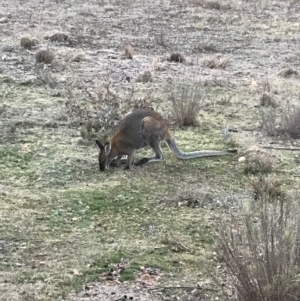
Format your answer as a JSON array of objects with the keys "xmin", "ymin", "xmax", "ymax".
[{"xmin": 95, "ymin": 109, "xmax": 237, "ymax": 171}]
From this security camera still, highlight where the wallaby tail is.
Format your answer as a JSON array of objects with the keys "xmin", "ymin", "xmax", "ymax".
[{"xmin": 165, "ymin": 138, "xmax": 237, "ymax": 159}]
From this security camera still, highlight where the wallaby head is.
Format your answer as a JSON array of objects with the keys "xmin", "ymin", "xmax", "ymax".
[{"xmin": 95, "ymin": 140, "xmax": 112, "ymax": 171}]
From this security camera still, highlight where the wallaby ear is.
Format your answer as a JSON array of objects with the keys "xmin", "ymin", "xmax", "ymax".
[
  {"xmin": 104, "ymin": 142, "xmax": 111, "ymax": 154},
  {"xmin": 95, "ymin": 140, "xmax": 104, "ymax": 150}
]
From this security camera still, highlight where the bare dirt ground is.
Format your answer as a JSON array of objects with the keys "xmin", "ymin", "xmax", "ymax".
[{"xmin": 1, "ymin": 0, "xmax": 300, "ymax": 300}]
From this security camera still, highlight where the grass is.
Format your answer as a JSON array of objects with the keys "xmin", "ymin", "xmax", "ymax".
[
  {"xmin": 0, "ymin": 82, "xmax": 242, "ymax": 300},
  {"xmin": 2, "ymin": 0, "xmax": 300, "ymax": 299}
]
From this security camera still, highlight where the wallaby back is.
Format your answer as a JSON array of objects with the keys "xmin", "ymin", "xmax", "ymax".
[{"xmin": 110, "ymin": 109, "xmax": 170, "ymax": 153}]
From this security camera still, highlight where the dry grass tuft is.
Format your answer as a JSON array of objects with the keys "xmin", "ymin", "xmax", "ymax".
[
  {"xmin": 260, "ymin": 105, "xmax": 300, "ymax": 139},
  {"xmin": 132, "ymin": 98, "xmax": 154, "ymax": 111},
  {"xmin": 34, "ymin": 65, "xmax": 56, "ymax": 87},
  {"xmin": 124, "ymin": 44, "xmax": 134, "ymax": 59},
  {"xmin": 190, "ymin": 0, "xmax": 224, "ymax": 9},
  {"xmin": 49, "ymin": 32, "xmax": 69, "ymax": 42},
  {"xmin": 278, "ymin": 68, "xmax": 298, "ymax": 78},
  {"xmin": 169, "ymin": 52, "xmax": 185, "ymax": 63},
  {"xmin": 20, "ymin": 36, "xmax": 39, "ymax": 49},
  {"xmin": 203, "ymin": 0, "xmax": 222, "ymax": 10},
  {"xmin": 214, "ymin": 176, "xmax": 300, "ymax": 301},
  {"xmin": 136, "ymin": 70, "xmax": 152, "ymax": 83},
  {"xmin": 35, "ymin": 49, "xmax": 55, "ymax": 64},
  {"xmin": 259, "ymin": 92, "xmax": 275, "ymax": 107},
  {"xmin": 195, "ymin": 43, "xmax": 218, "ymax": 53},
  {"xmin": 202, "ymin": 56, "xmax": 229, "ymax": 69},
  {"xmin": 168, "ymin": 83, "xmax": 203, "ymax": 126},
  {"xmin": 72, "ymin": 53, "xmax": 86, "ymax": 62}
]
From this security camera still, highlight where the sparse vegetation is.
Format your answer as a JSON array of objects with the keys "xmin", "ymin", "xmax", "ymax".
[
  {"xmin": 202, "ymin": 55, "xmax": 229, "ymax": 69},
  {"xmin": 214, "ymin": 176, "xmax": 300, "ymax": 301}
]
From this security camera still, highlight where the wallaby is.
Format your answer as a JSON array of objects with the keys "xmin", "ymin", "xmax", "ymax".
[{"xmin": 95, "ymin": 109, "xmax": 237, "ymax": 171}]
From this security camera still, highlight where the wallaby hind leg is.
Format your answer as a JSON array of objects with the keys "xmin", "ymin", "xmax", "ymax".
[
  {"xmin": 136, "ymin": 141, "xmax": 164, "ymax": 166},
  {"xmin": 110, "ymin": 156, "xmax": 124, "ymax": 168},
  {"xmin": 124, "ymin": 152, "xmax": 135, "ymax": 170}
]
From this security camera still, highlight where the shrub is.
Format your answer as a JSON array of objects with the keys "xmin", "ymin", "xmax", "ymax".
[
  {"xmin": 280, "ymin": 105, "xmax": 300, "ymax": 139},
  {"xmin": 35, "ymin": 49, "xmax": 55, "ymax": 64},
  {"xmin": 168, "ymin": 83, "xmax": 204, "ymax": 126},
  {"xmin": 243, "ymin": 151, "xmax": 273, "ymax": 175},
  {"xmin": 260, "ymin": 105, "xmax": 300, "ymax": 139},
  {"xmin": 250, "ymin": 175, "xmax": 284, "ymax": 201},
  {"xmin": 214, "ymin": 177, "xmax": 300, "ymax": 301}
]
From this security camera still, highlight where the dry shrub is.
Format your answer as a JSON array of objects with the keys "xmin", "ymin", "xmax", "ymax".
[
  {"xmin": 250, "ymin": 175, "xmax": 284, "ymax": 201},
  {"xmin": 20, "ymin": 36, "xmax": 39, "ymax": 49},
  {"xmin": 136, "ymin": 70, "xmax": 152, "ymax": 83},
  {"xmin": 214, "ymin": 177, "xmax": 300, "ymax": 301},
  {"xmin": 35, "ymin": 49, "xmax": 55, "ymax": 64},
  {"xmin": 280, "ymin": 105, "xmax": 300, "ymax": 139},
  {"xmin": 168, "ymin": 52, "xmax": 185, "ymax": 63},
  {"xmin": 202, "ymin": 56, "xmax": 229, "ymax": 69},
  {"xmin": 203, "ymin": 0, "xmax": 222, "ymax": 9},
  {"xmin": 260, "ymin": 105, "xmax": 300, "ymax": 139},
  {"xmin": 244, "ymin": 150, "xmax": 273, "ymax": 175},
  {"xmin": 168, "ymin": 83, "xmax": 203, "ymax": 126},
  {"xmin": 67, "ymin": 78, "xmax": 155, "ymax": 142},
  {"xmin": 79, "ymin": 108, "xmax": 120, "ymax": 142}
]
